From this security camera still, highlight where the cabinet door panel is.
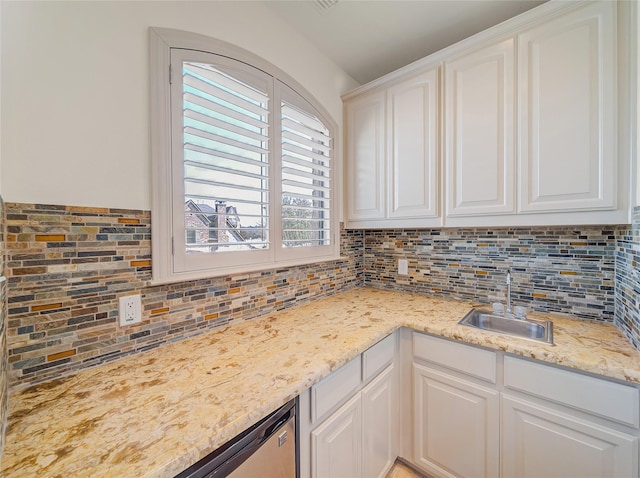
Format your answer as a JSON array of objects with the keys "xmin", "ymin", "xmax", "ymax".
[
  {"xmin": 502, "ymin": 395, "xmax": 638, "ymax": 478},
  {"xmin": 362, "ymin": 365, "xmax": 397, "ymax": 478},
  {"xmin": 346, "ymin": 91, "xmax": 386, "ymax": 221},
  {"xmin": 311, "ymin": 393, "xmax": 362, "ymax": 478},
  {"xmin": 388, "ymin": 69, "xmax": 439, "ymax": 219},
  {"xmin": 445, "ymin": 38, "xmax": 515, "ymax": 217},
  {"xmin": 518, "ymin": 2, "xmax": 616, "ymax": 212},
  {"xmin": 413, "ymin": 363, "xmax": 500, "ymax": 478}
]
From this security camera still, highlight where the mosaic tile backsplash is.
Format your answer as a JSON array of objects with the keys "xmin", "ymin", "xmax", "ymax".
[
  {"xmin": 0, "ymin": 196, "xmax": 7, "ymax": 458},
  {"xmin": 5, "ymin": 203, "xmax": 363, "ymax": 389},
  {"xmin": 3, "ymin": 200, "xmax": 639, "ymax": 390},
  {"xmin": 363, "ymin": 226, "xmax": 624, "ymax": 322},
  {"xmin": 615, "ymin": 206, "xmax": 640, "ymax": 349}
]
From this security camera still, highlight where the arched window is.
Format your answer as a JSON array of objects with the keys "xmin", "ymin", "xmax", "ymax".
[{"xmin": 150, "ymin": 28, "xmax": 338, "ymax": 283}]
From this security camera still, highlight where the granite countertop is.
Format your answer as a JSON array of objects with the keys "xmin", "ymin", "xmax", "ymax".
[{"xmin": 2, "ymin": 287, "xmax": 640, "ymax": 477}]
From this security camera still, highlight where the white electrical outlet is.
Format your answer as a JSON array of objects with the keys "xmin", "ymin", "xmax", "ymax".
[
  {"xmin": 119, "ymin": 294, "xmax": 142, "ymax": 326},
  {"xmin": 398, "ymin": 259, "xmax": 409, "ymax": 276}
]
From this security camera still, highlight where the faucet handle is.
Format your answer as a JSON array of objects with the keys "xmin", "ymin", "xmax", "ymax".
[
  {"xmin": 514, "ymin": 306, "xmax": 527, "ymax": 319},
  {"xmin": 492, "ymin": 302, "xmax": 505, "ymax": 315}
]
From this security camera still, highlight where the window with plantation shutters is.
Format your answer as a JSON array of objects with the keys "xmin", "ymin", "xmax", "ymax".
[
  {"xmin": 280, "ymin": 86, "xmax": 332, "ymax": 250},
  {"xmin": 181, "ymin": 60, "xmax": 270, "ymax": 253},
  {"xmin": 151, "ymin": 29, "xmax": 338, "ymax": 282}
]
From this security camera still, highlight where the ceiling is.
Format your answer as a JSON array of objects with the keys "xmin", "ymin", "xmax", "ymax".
[{"xmin": 267, "ymin": 0, "xmax": 547, "ymax": 85}]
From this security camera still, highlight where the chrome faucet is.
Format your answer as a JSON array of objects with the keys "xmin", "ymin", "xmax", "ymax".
[
  {"xmin": 502, "ymin": 268, "xmax": 527, "ymax": 319},
  {"xmin": 492, "ymin": 269, "xmax": 527, "ymax": 319},
  {"xmin": 506, "ymin": 268, "xmax": 512, "ymax": 315}
]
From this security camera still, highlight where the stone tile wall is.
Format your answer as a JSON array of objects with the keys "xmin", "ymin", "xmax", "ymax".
[
  {"xmin": 363, "ymin": 225, "xmax": 623, "ymax": 322},
  {"xmin": 5, "ymin": 200, "xmax": 638, "ymax": 391},
  {"xmin": 5, "ymin": 203, "xmax": 364, "ymax": 389},
  {"xmin": 615, "ymin": 206, "xmax": 640, "ymax": 348},
  {"xmin": 0, "ymin": 197, "xmax": 6, "ymax": 458}
]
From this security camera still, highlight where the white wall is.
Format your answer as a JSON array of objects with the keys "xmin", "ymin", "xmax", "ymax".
[
  {"xmin": 1, "ymin": 1, "xmax": 358, "ymax": 210},
  {"xmin": 0, "ymin": 1, "xmax": 2, "ymax": 198},
  {"xmin": 637, "ymin": 0, "xmax": 640, "ymax": 207}
]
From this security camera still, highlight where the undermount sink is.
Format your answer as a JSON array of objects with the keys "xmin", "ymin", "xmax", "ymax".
[{"xmin": 458, "ymin": 308, "xmax": 554, "ymax": 345}]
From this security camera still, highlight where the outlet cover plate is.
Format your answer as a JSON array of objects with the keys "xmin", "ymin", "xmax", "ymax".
[{"xmin": 119, "ymin": 294, "xmax": 142, "ymax": 326}]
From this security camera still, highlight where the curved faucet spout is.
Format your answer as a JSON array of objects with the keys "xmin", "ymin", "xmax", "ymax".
[{"xmin": 506, "ymin": 269, "xmax": 512, "ymax": 315}]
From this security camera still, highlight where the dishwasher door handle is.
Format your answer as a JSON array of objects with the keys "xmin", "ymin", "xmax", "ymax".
[{"xmin": 227, "ymin": 415, "xmax": 295, "ymax": 478}]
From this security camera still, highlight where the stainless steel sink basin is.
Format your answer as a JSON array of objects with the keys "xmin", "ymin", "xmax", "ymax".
[{"xmin": 458, "ymin": 308, "xmax": 554, "ymax": 345}]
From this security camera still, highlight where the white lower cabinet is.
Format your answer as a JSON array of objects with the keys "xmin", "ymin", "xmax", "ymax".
[
  {"xmin": 311, "ymin": 393, "xmax": 363, "ymax": 478},
  {"xmin": 413, "ymin": 364, "xmax": 499, "ymax": 478},
  {"xmin": 501, "ymin": 394, "xmax": 638, "ymax": 478},
  {"xmin": 299, "ymin": 333, "xmax": 398, "ymax": 478},
  {"xmin": 501, "ymin": 355, "xmax": 639, "ymax": 478},
  {"xmin": 302, "ymin": 331, "xmax": 640, "ymax": 478},
  {"xmin": 409, "ymin": 332, "xmax": 640, "ymax": 478},
  {"xmin": 411, "ymin": 333, "xmax": 499, "ymax": 478},
  {"xmin": 362, "ymin": 366, "xmax": 396, "ymax": 478},
  {"xmin": 310, "ymin": 365, "xmax": 397, "ymax": 478}
]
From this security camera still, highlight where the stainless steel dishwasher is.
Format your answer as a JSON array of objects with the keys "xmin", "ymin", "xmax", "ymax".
[{"xmin": 175, "ymin": 399, "xmax": 296, "ymax": 478}]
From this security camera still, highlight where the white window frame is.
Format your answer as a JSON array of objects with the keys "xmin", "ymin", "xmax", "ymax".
[{"xmin": 150, "ymin": 27, "xmax": 339, "ymax": 284}]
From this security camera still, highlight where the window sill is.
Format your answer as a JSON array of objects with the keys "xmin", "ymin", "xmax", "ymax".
[{"xmin": 149, "ymin": 254, "xmax": 349, "ymax": 286}]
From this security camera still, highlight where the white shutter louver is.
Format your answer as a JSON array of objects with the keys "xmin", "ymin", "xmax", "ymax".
[
  {"xmin": 182, "ymin": 62, "xmax": 270, "ymax": 253},
  {"xmin": 280, "ymin": 92, "xmax": 332, "ymax": 248}
]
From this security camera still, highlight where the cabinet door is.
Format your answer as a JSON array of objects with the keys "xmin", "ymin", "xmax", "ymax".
[
  {"xmin": 502, "ymin": 394, "xmax": 638, "ymax": 478},
  {"xmin": 345, "ymin": 90, "xmax": 386, "ymax": 221},
  {"xmin": 362, "ymin": 365, "xmax": 397, "ymax": 478},
  {"xmin": 445, "ymin": 38, "xmax": 516, "ymax": 217},
  {"xmin": 311, "ymin": 393, "xmax": 362, "ymax": 478},
  {"xmin": 413, "ymin": 363, "xmax": 500, "ymax": 478},
  {"xmin": 518, "ymin": 2, "xmax": 616, "ymax": 213},
  {"xmin": 387, "ymin": 68, "xmax": 439, "ymax": 220}
]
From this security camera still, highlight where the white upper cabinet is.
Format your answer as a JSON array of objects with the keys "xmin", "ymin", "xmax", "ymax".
[
  {"xmin": 387, "ymin": 69, "xmax": 440, "ymax": 220},
  {"xmin": 345, "ymin": 90, "xmax": 386, "ymax": 221},
  {"xmin": 445, "ymin": 38, "xmax": 516, "ymax": 217},
  {"xmin": 518, "ymin": 1, "xmax": 616, "ymax": 214},
  {"xmin": 344, "ymin": 66, "xmax": 441, "ymax": 228},
  {"xmin": 342, "ymin": 0, "xmax": 631, "ymax": 228}
]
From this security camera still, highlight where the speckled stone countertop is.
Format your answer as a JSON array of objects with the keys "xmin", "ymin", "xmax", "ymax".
[{"xmin": 3, "ymin": 288, "xmax": 640, "ymax": 477}]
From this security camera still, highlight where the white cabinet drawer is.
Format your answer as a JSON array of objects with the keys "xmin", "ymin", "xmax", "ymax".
[
  {"xmin": 413, "ymin": 332, "xmax": 497, "ymax": 383},
  {"xmin": 363, "ymin": 333, "xmax": 395, "ymax": 383},
  {"xmin": 504, "ymin": 356, "xmax": 640, "ymax": 427},
  {"xmin": 311, "ymin": 355, "xmax": 362, "ymax": 423}
]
